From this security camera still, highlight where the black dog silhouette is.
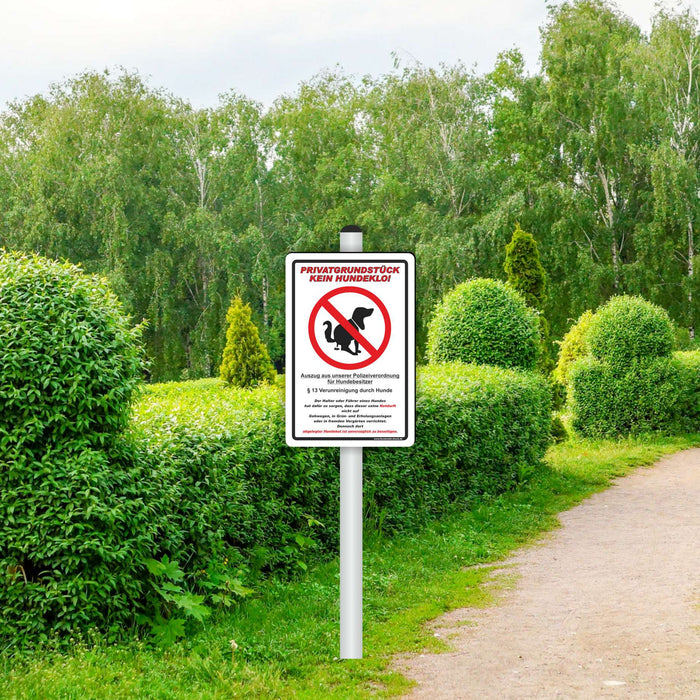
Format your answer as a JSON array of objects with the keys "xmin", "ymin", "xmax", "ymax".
[{"xmin": 323, "ymin": 307, "xmax": 374, "ymax": 355}]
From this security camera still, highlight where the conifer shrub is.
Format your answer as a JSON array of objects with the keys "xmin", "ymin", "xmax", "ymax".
[
  {"xmin": 503, "ymin": 224, "xmax": 546, "ymax": 308},
  {"xmin": 0, "ymin": 251, "xmax": 149, "ymax": 646},
  {"xmin": 426, "ymin": 278, "xmax": 540, "ymax": 371},
  {"xmin": 550, "ymin": 415, "xmax": 568, "ymax": 443},
  {"xmin": 554, "ymin": 310, "xmax": 594, "ymax": 385},
  {"xmin": 220, "ymin": 296, "xmax": 276, "ymax": 388},
  {"xmin": 504, "ymin": 225, "xmax": 554, "ymax": 374}
]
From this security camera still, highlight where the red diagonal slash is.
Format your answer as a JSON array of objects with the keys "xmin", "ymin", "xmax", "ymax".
[
  {"xmin": 321, "ymin": 299, "xmax": 378, "ymax": 356},
  {"xmin": 307, "ymin": 286, "xmax": 391, "ymax": 370}
]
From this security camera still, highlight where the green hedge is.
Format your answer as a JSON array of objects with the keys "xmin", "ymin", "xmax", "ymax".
[
  {"xmin": 131, "ymin": 365, "xmax": 551, "ymax": 565},
  {"xmin": 564, "ymin": 295, "xmax": 700, "ymax": 438},
  {"xmin": 569, "ymin": 350, "xmax": 700, "ymax": 438},
  {"xmin": 1, "ymin": 366, "xmax": 551, "ymax": 647},
  {"xmin": 367, "ymin": 363, "xmax": 551, "ymax": 531},
  {"xmin": 672, "ymin": 351, "xmax": 700, "ymax": 431}
]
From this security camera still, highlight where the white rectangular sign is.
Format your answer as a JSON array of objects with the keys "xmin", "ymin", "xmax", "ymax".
[{"xmin": 286, "ymin": 253, "xmax": 415, "ymax": 446}]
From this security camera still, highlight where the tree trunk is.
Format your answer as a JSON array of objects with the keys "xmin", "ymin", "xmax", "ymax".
[
  {"xmin": 262, "ymin": 275, "xmax": 269, "ymax": 329},
  {"xmin": 689, "ymin": 219, "xmax": 695, "ymax": 340},
  {"xmin": 595, "ymin": 158, "xmax": 619, "ymax": 289}
]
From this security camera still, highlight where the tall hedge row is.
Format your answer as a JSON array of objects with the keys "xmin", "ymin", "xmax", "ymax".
[
  {"xmin": 130, "ymin": 365, "xmax": 551, "ymax": 567},
  {"xmin": 2, "ymin": 367, "xmax": 551, "ymax": 647}
]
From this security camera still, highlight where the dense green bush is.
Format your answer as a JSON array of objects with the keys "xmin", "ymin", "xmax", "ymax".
[
  {"xmin": 0, "ymin": 252, "xmax": 147, "ymax": 646},
  {"xmin": 672, "ymin": 351, "xmax": 700, "ymax": 430},
  {"xmin": 586, "ymin": 295, "xmax": 674, "ymax": 366},
  {"xmin": 426, "ymin": 278, "xmax": 540, "ymax": 371},
  {"xmin": 569, "ymin": 356, "xmax": 683, "ymax": 438},
  {"xmin": 0, "ymin": 252, "xmax": 144, "ymax": 449},
  {"xmin": 554, "ymin": 310, "xmax": 594, "ymax": 385},
  {"xmin": 566, "ymin": 296, "xmax": 700, "ymax": 438}
]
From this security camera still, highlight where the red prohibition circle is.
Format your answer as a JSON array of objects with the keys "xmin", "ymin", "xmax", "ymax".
[{"xmin": 308, "ymin": 286, "xmax": 391, "ymax": 370}]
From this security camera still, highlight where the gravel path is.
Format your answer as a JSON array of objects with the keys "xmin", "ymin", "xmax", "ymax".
[{"xmin": 396, "ymin": 448, "xmax": 700, "ymax": 699}]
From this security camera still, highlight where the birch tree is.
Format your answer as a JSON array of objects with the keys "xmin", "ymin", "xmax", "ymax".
[
  {"xmin": 540, "ymin": 0, "xmax": 644, "ymax": 292},
  {"xmin": 634, "ymin": 9, "xmax": 700, "ymax": 337}
]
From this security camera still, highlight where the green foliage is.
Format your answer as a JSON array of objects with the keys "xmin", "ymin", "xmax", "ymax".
[
  {"xmin": 504, "ymin": 223, "xmax": 547, "ymax": 308},
  {"xmin": 550, "ymin": 415, "xmax": 569, "ymax": 443},
  {"xmin": 2, "ymin": 5, "xmax": 700, "ymax": 379},
  {"xmin": 586, "ymin": 295, "xmax": 674, "ymax": 366},
  {"xmin": 554, "ymin": 310, "xmax": 595, "ymax": 385},
  {"xmin": 0, "ymin": 252, "xmax": 149, "ymax": 647},
  {"xmin": 129, "ymin": 366, "xmax": 550, "ymax": 568},
  {"xmin": 426, "ymin": 278, "xmax": 541, "ymax": 371},
  {"xmin": 672, "ymin": 351, "xmax": 700, "ymax": 430},
  {"xmin": 138, "ymin": 554, "xmax": 252, "ymax": 647},
  {"xmin": 0, "ymin": 251, "xmax": 144, "ymax": 449},
  {"xmin": 569, "ymin": 356, "xmax": 683, "ymax": 437},
  {"xmin": 219, "ymin": 296, "xmax": 276, "ymax": 388}
]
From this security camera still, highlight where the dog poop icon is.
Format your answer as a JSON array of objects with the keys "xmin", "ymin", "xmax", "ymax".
[{"xmin": 323, "ymin": 306, "xmax": 374, "ymax": 356}]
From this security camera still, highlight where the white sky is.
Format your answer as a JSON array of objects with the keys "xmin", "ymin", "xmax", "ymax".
[{"xmin": 0, "ymin": 0, "xmax": 692, "ymax": 110}]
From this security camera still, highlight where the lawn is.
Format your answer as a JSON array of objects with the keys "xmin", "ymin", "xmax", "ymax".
[{"xmin": 2, "ymin": 434, "xmax": 698, "ymax": 699}]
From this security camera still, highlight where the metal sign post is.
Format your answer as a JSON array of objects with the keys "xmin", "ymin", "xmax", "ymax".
[
  {"xmin": 339, "ymin": 225, "xmax": 363, "ymax": 659},
  {"xmin": 285, "ymin": 226, "xmax": 415, "ymax": 660}
]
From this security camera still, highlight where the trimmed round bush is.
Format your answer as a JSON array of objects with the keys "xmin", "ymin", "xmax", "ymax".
[
  {"xmin": 0, "ymin": 251, "xmax": 144, "ymax": 450},
  {"xmin": 0, "ymin": 251, "xmax": 147, "ymax": 646},
  {"xmin": 427, "ymin": 278, "xmax": 540, "ymax": 371},
  {"xmin": 587, "ymin": 295, "xmax": 674, "ymax": 366}
]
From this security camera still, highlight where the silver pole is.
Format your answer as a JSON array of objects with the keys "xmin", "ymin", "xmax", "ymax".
[{"xmin": 339, "ymin": 226, "xmax": 363, "ymax": 659}]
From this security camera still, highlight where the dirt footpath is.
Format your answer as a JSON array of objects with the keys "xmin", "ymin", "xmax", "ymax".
[{"xmin": 396, "ymin": 449, "xmax": 700, "ymax": 699}]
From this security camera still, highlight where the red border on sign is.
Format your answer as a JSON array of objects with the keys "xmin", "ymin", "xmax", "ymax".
[{"xmin": 308, "ymin": 286, "xmax": 391, "ymax": 370}]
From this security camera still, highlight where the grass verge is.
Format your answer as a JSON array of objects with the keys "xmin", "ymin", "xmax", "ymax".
[{"xmin": 2, "ymin": 435, "xmax": 698, "ymax": 699}]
